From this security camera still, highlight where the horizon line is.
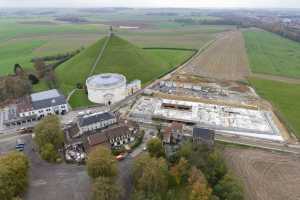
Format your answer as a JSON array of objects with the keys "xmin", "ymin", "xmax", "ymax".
[{"xmin": 1, "ymin": 6, "xmax": 300, "ymax": 10}]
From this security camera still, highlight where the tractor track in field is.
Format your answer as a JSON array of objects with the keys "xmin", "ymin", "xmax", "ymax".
[{"xmin": 224, "ymin": 147, "xmax": 300, "ymax": 200}]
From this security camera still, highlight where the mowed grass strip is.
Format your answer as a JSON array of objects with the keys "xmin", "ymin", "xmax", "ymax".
[
  {"xmin": 249, "ymin": 78, "xmax": 300, "ymax": 138},
  {"xmin": 244, "ymin": 29, "xmax": 300, "ymax": 79}
]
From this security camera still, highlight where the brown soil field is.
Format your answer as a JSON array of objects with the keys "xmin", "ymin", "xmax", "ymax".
[
  {"xmin": 224, "ymin": 148, "xmax": 300, "ymax": 200},
  {"xmin": 182, "ymin": 30, "xmax": 251, "ymax": 81}
]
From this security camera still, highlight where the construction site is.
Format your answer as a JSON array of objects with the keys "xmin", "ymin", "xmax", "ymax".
[
  {"xmin": 130, "ymin": 96, "xmax": 283, "ymax": 141},
  {"xmin": 129, "ymin": 72, "xmax": 289, "ymax": 142}
]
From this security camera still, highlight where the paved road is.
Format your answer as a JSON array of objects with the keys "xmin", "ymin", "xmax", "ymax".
[
  {"xmin": 117, "ymin": 128, "xmax": 154, "ymax": 200},
  {"xmin": 216, "ymin": 133, "xmax": 300, "ymax": 155}
]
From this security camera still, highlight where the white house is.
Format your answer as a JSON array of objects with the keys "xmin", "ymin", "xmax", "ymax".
[
  {"xmin": 4, "ymin": 89, "xmax": 69, "ymax": 127},
  {"xmin": 19, "ymin": 89, "xmax": 69, "ymax": 119},
  {"xmin": 78, "ymin": 112, "xmax": 117, "ymax": 135}
]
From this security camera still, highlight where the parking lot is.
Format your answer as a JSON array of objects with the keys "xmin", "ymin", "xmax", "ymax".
[{"xmin": 0, "ymin": 134, "xmax": 90, "ymax": 200}]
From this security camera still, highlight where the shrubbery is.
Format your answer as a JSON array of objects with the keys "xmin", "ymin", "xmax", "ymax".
[
  {"xmin": 177, "ymin": 142, "xmax": 244, "ymax": 199},
  {"xmin": 40, "ymin": 143, "xmax": 60, "ymax": 162},
  {"xmin": 132, "ymin": 153, "xmax": 212, "ymax": 200},
  {"xmin": 87, "ymin": 146, "xmax": 117, "ymax": 179},
  {"xmin": 147, "ymin": 137, "xmax": 165, "ymax": 158},
  {"xmin": 34, "ymin": 115, "xmax": 64, "ymax": 163},
  {"xmin": 86, "ymin": 146, "xmax": 121, "ymax": 200},
  {"xmin": 0, "ymin": 152, "xmax": 29, "ymax": 200}
]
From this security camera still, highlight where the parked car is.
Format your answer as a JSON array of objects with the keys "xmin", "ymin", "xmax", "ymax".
[
  {"xmin": 17, "ymin": 127, "xmax": 33, "ymax": 134},
  {"xmin": 16, "ymin": 138, "xmax": 25, "ymax": 151},
  {"xmin": 116, "ymin": 153, "xmax": 128, "ymax": 161}
]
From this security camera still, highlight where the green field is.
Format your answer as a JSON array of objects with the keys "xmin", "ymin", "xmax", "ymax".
[
  {"xmin": 249, "ymin": 78, "xmax": 300, "ymax": 138},
  {"xmin": 0, "ymin": 15, "xmax": 232, "ymax": 76},
  {"xmin": 56, "ymin": 35, "xmax": 194, "ymax": 94},
  {"xmin": 0, "ymin": 10, "xmax": 233, "ymax": 109},
  {"xmin": 68, "ymin": 90, "xmax": 95, "ymax": 108},
  {"xmin": 244, "ymin": 29, "xmax": 300, "ymax": 79}
]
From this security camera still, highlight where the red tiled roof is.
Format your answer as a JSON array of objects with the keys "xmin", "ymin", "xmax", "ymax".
[
  {"xmin": 170, "ymin": 122, "xmax": 183, "ymax": 130},
  {"xmin": 87, "ymin": 133, "xmax": 107, "ymax": 146}
]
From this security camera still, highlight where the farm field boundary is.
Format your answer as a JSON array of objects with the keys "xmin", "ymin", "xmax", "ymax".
[{"xmin": 252, "ymin": 73, "xmax": 300, "ymax": 84}]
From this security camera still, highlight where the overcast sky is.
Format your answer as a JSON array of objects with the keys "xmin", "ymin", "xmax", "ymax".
[{"xmin": 1, "ymin": 0, "xmax": 300, "ymax": 8}]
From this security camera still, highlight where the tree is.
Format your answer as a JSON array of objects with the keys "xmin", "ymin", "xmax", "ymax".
[
  {"xmin": 178, "ymin": 141, "xmax": 193, "ymax": 159},
  {"xmin": 213, "ymin": 174, "xmax": 243, "ymax": 200},
  {"xmin": 188, "ymin": 167, "xmax": 212, "ymax": 200},
  {"xmin": 86, "ymin": 146, "xmax": 117, "ymax": 179},
  {"xmin": 0, "ymin": 75, "xmax": 32, "ymax": 102},
  {"xmin": 14, "ymin": 64, "xmax": 25, "ymax": 76},
  {"xmin": 156, "ymin": 123, "xmax": 163, "ymax": 140},
  {"xmin": 92, "ymin": 177, "xmax": 121, "ymax": 200},
  {"xmin": 0, "ymin": 152, "xmax": 29, "ymax": 200},
  {"xmin": 34, "ymin": 59, "xmax": 47, "ymax": 78},
  {"xmin": 34, "ymin": 115, "xmax": 64, "ymax": 162},
  {"xmin": 205, "ymin": 151, "xmax": 227, "ymax": 186},
  {"xmin": 40, "ymin": 143, "xmax": 59, "ymax": 163},
  {"xmin": 28, "ymin": 74, "xmax": 39, "ymax": 85},
  {"xmin": 170, "ymin": 158, "xmax": 190, "ymax": 185},
  {"xmin": 147, "ymin": 138, "xmax": 164, "ymax": 158},
  {"xmin": 132, "ymin": 191, "xmax": 162, "ymax": 200},
  {"xmin": 44, "ymin": 70, "xmax": 57, "ymax": 89},
  {"xmin": 133, "ymin": 155, "xmax": 168, "ymax": 198}
]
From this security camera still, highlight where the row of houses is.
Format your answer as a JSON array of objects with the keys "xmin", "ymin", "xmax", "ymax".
[
  {"xmin": 64, "ymin": 110, "xmax": 139, "ymax": 150},
  {"xmin": 4, "ymin": 89, "xmax": 69, "ymax": 127},
  {"xmin": 87, "ymin": 124, "xmax": 138, "ymax": 149}
]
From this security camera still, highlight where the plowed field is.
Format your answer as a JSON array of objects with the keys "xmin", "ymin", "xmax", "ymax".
[
  {"xmin": 182, "ymin": 31, "xmax": 250, "ymax": 80},
  {"xmin": 224, "ymin": 148, "xmax": 300, "ymax": 200}
]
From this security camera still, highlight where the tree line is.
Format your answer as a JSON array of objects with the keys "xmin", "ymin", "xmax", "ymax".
[{"xmin": 85, "ymin": 137, "xmax": 244, "ymax": 200}]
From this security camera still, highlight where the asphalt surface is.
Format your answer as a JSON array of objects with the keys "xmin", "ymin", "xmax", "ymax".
[
  {"xmin": 118, "ymin": 157, "xmax": 134, "ymax": 200},
  {"xmin": 0, "ymin": 134, "xmax": 90, "ymax": 200}
]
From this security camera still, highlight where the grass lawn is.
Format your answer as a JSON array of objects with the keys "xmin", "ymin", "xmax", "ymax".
[
  {"xmin": 68, "ymin": 90, "xmax": 95, "ymax": 108},
  {"xmin": 145, "ymin": 49, "xmax": 195, "ymax": 68},
  {"xmin": 32, "ymin": 80, "xmax": 51, "ymax": 92},
  {"xmin": 243, "ymin": 29, "xmax": 300, "ymax": 79},
  {"xmin": 0, "ymin": 40, "xmax": 46, "ymax": 75},
  {"xmin": 249, "ymin": 78, "xmax": 300, "ymax": 138},
  {"xmin": 0, "ymin": 16, "xmax": 231, "ymax": 76}
]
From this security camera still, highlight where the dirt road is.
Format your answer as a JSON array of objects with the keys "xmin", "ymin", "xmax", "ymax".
[
  {"xmin": 182, "ymin": 30, "xmax": 251, "ymax": 81},
  {"xmin": 252, "ymin": 73, "xmax": 300, "ymax": 84},
  {"xmin": 224, "ymin": 148, "xmax": 300, "ymax": 200}
]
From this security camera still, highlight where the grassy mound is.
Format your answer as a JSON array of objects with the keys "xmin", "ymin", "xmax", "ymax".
[
  {"xmin": 56, "ymin": 35, "xmax": 192, "ymax": 94},
  {"xmin": 56, "ymin": 37, "xmax": 108, "ymax": 93}
]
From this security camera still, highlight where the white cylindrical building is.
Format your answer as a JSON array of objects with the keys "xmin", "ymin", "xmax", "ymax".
[{"xmin": 86, "ymin": 73, "xmax": 127, "ymax": 105}]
